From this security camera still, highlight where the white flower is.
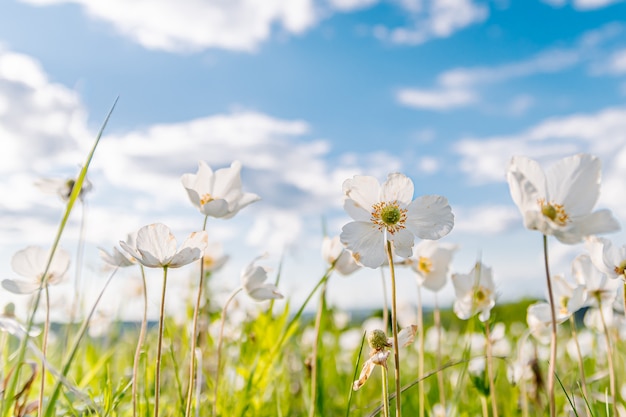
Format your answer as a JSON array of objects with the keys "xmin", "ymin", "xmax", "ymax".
[
  {"xmin": 2, "ymin": 246, "xmax": 70, "ymax": 294},
  {"xmin": 410, "ymin": 240, "xmax": 457, "ymax": 292},
  {"xmin": 99, "ymin": 233, "xmax": 137, "ymax": 268},
  {"xmin": 241, "ymin": 255, "xmax": 284, "ymax": 301},
  {"xmin": 572, "ymin": 254, "xmax": 619, "ymax": 307},
  {"xmin": 202, "ymin": 241, "xmax": 229, "ymax": 272},
  {"xmin": 36, "ymin": 176, "xmax": 92, "ymax": 202},
  {"xmin": 507, "ymin": 154, "xmax": 620, "ymax": 244},
  {"xmin": 451, "ymin": 262, "xmax": 496, "ymax": 322},
  {"xmin": 526, "ymin": 302, "xmax": 560, "ymax": 343},
  {"xmin": 551, "ymin": 274, "xmax": 586, "ymax": 319},
  {"xmin": 120, "ymin": 223, "xmax": 207, "ymax": 269},
  {"xmin": 586, "ymin": 236, "xmax": 626, "ymax": 281},
  {"xmin": 340, "ymin": 173, "xmax": 454, "ymax": 268},
  {"xmin": 321, "ymin": 236, "xmax": 360, "ymax": 276},
  {"xmin": 181, "ymin": 160, "xmax": 260, "ymax": 219}
]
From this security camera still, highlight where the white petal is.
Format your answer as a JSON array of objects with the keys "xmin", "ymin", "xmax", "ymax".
[
  {"xmin": 135, "ymin": 223, "xmax": 178, "ymax": 267},
  {"xmin": 340, "ymin": 221, "xmax": 386, "ymax": 269},
  {"xmin": 547, "ymin": 154, "xmax": 600, "ymax": 216},
  {"xmin": 2, "ymin": 279, "xmax": 39, "ymax": 294},
  {"xmin": 380, "ymin": 173, "xmax": 414, "ymax": 205},
  {"xmin": 247, "ymin": 284, "xmax": 284, "ymax": 301},
  {"xmin": 169, "ymin": 231, "xmax": 208, "ymax": 268},
  {"xmin": 201, "ymin": 199, "xmax": 231, "ymax": 218},
  {"xmin": 389, "ymin": 229, "xmax": 415, "ymax": 259},
  {"xmin": 574, "ymin": 210, "xmax": 621, "ymax": 239},
  {"xmin": 342, "ymin": 176, "xmax": 380, "ymax": 213},
  {"xmin": 343, "ymin": 198, "xmax": 371, "ymax": 222},
  {"xmin": 405, "ymin": 195, "xmax": 454, "ymax": 240},
  {"xmin": 507, "ymin": 156, "xmax": 546, "ymax": 207}
]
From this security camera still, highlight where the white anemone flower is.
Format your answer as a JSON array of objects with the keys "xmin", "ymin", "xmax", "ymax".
[
  {"xmin": 586, "ymin": 236, "xmax": 626, "ymax": 281},
  {"xmin": 451, "ymin": 262, "xmax": 496, "ymax": 322},
  {"xmin": 2, "ymin": 246, "xmax": 71, "ymax": 294},
  {"xmin": 241, "ymin": 255, "xmax": 284, "ymax": 301},
  {"xmin": 410, "ymin": 240, "xmax": 458, "ymax": 292},
  {"xmin": 507, "ymin": 154, "xmax": 620, "ymax": 244},
  {"xmin": 202, "ymin": 241, "xmax": 229, "ymax": 272},
  {"xmin": 572, "ymin": 254, "xmax": 619, "ymax": 307},
  {"xmin": 181, "ymin": 160, "xmax": 260, "ymax": 219},
  {"xmin": 36, "ymin": 176, "xmax": 92, "ymax": 202},
  {"xmin": 321, "ymin": 236, "xmax": 360, "ymax": 276},
  {"xmin": 99, "ymin": 233, "xmax": 137, "ymax": 268},
  {"xmin": 340, "ymin": 173, "xmax": 454, "ymax": 269},
  {"xmin": 120, "ymin": 223, "xmax": 208, "ymax": 269}
]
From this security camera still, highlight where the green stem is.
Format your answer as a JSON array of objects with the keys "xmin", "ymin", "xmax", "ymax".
[
  {"xmin": 384, "ymin": 240, "xmax": 402, "ymax": 417},
  {"xmin": 308, "ymin": 281, "xmax": 328, "ymax": 417},
  {"xmin": 213, "ymin": 287, "xmax": 243, "ymax": 416},
  {"xmin": 542, "ymin": 235, "xmax": 557, "ymax": 417},
  {"xmin": 434, "ymin": 294, "xmax": 446, "ymax": 410},
  {"xmin": 154, "ymin": 267, "xmax": 169, "ymax": 417},
  {"xmin": 416, "ymin": 285, "xmax": 424, "ymax": 417},
  {"xmin": 597, "ymin": 299, "xmax": 618, "ymax": 416},
  {"xmin": 37, "ymin": 286, "xmax": 50, "ymax": 417},
  {"xmin": 381, "ymin": 365, "xmax": 390, "ymax": 417},
  {"xmin": 132, "ymin": 266, "xmax": 148, "ymax": 417},
  {"xmin": 185, "ymin": 215, "xmax": 209, "ymax": 417},
  {"xmin": 485, "ymin": 324, "xmax": 498, "ymax": 417}
]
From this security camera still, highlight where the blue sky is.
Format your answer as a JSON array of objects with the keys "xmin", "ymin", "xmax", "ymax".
[{"xmin": 1, "ymin": 0, "xmax": 626, "ymax": 320}]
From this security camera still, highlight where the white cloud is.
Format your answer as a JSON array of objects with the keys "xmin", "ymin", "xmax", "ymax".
[
  {"xmin": 453, "ymin": 205, "xmax": 519, "ymax": 234},
  {"xmin": 604, "ymin": 48, "xmax": 626, "ymax": 75},
  {"xmin": 327, "ymin": 0, "xmax": 378, "ymax": 11},
  {"xmin": 375, "ymin": 0, "xmax": 488, "ymax": 45},
  {"xmin": 573, "ymin": 0, "xmax": 625, "ymax": 10},
  {"xmin": 396, "ymin": 87, "xmax": 476, "ymax": 110},
  {"xmin": 19, "ymin": 0, "xmax": 319, "ymax": 53}
]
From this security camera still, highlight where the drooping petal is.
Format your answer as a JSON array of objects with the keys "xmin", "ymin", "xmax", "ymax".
[
  {"xmin": 200, "ymin": 199, "xmax": 231, "ymax": 218},
  {"xmin": 389, "ymin": 228, "xmax": 415, "ymax": 259},
  {"xmin": 340, "ymin": 221, "xmax": 386, "ymax": 268},
  {"xmin": 247, "ymin": 284, "xmax": 284, "ymax": 301},
  {"xmin": 2, "ymin": 279, "xmax": 40, "ymax": 294},
  {"xmin": 573, "ymin": 210, "xmax": 621, "ymax": 240},
  {"xmin": 342, "ymin": 176, "xmax": 380, "ymax": 214},
  {"xmin": 169, "ymin": 231, "xmax": 208, "ymax": 268},
  {"xmin": 380, "ymin": 173, "xmax": 414, "ymax": 205},
  {"xmin": 405, "ymin": 195, "xmax": 454, "ymax": 240},
  {"xmin": 343, "ymin": 198, "xmax": 371, "ymax": 222}
]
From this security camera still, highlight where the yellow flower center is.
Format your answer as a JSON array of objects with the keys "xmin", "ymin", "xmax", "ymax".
[
  {"xmin": 200, "ymin": 193, "xmax": 214, "ymax": 206},
  {"xmin": 615, "ymin": 260, "xmax": 626, "ymax": 277},
  {"xmin": 473, "ymin": 286, "xmax": 492, "ymax": 309},
  {"xmin": 558, "ymin": 295, "xmax": 570, "ymax": 316},
  {"xmin": 417, "ymin": 256, "xmax": 432, "ymax": 275},
  {"xmin": 538, "ymin": 199, "xmax": 569, "ymax": 226},
  {"xmin": 371, "ymin": 201, "xmax": 407, "ymax": 235}
]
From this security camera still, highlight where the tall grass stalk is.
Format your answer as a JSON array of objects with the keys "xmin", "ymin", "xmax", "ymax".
[
  {"xmin": 415, "ymin": 284, "xmax": 425, "ymax": 417},
  {"xmin": 154, "ymin": 266, "xmax": 169, "ymax": 417},
  {"xmin": 484, "ymin": 324, "xmax": 498, "ymax": 417},
  {"xmin": 380, "ymin": 364, "xmax": 390, "ymax": 417},
  {"xmin": 309, "ymin": 281, "xmax": 328, "ymax": 417},
  {"xmin": 569, "ymin": 316, "xmax": 591, "ymax": 417},
  {"xmin": 433, "ymin": 293, "xmax": 446, "ymax": 410},
  {"xmin": 185, "ymin": 214, "xmax": 208, "ymax": 417},
  {"xmin": 2, "ymin": 97, "xmax": 117, "ymax": 417},
  {"xmin": 213, "ymin": 286, "xmax": 243, "ymax": 416},
  {"xmin": 542, "ymin": 234, "xmax": 557, "ymax": 417},
  {"xmin": 37, "ymin": 286, "xmax": 51, "ymax": 417},
  {"xmin": 132, "ymin": 266, "xmax": 148, "ymax": 417},
  {"xmin": 384, "ymin": 240, "xmax": 402, "ymax": 417}
]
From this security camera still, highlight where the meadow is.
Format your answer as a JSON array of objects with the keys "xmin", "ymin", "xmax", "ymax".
[{"xmin": 1, "ymin": 106, "xmax": 625, "ymax": 417}]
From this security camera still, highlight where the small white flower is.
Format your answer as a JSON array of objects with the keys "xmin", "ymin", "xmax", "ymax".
[
  {"xmin": 2, "ymin": 246, "xmax": 70, "ymax": 294},
  {"xmin": 586, "ymin": 236, "xmax": 626, "ymax": 281},
  {"xmin": 451, "ymin": 262, "xmax": 496, "ymax": 322},
  {"xmin": 411, "ymin": 240, "xmax": 458, "ymax": 292},
  {"xmin": 340, "ymin": 173, "xmax": 454, "ymax": 269},
  {"xmin": 99, "ymin": 234, "xmax": 137, "ymax": 268},
  {"xmin": 241, "ymin": 255, "xmax": 284, "ymax": 301},
  {"xmin": 120, "ymin": 223, "xmax": 207, "ymax": 269},
  {"xmin": 202, "ymin": 241, "xmax": 229, "ymax": 272},
  {"xmin": 507, "ymin": 154, "xmax": 620, "ymax": 244},
  {"xmin": 572, "ymin": 254, "xmax": 619, "ymax": 307},
  {"xmin": 181, "ymin": 160, "xmax": 260, "ymax": 219},
  {"xmin": 321, "ymin": 236, "xmax": 360, "ymax": 276},
  {"xmin": 36, "ymin": 176, "xmax": 92, "ymax": 202}
]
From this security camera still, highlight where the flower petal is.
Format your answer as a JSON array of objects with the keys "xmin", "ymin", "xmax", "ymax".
[
  {"xmin": 405, "ymin": 195, "xmax": 454, "ymax": 240},
  {"xmin": 380, "ymin": 173, "xmax": 414, "ymax": 205},
  {"xmin": 169, "ymin": 231, "xmax": 208, "ymax": 268},
  {"xmin": 135, "ymin": 223, "xmax": 178, "ymax": 267},
  {"xmin": 2, "ymin": 279, "xmax": 39, "ymax": 294},
  {"xmin": 547, "ymin": 154, "xmax": 600, "ymax": 216},
  {"xmin": 340, "ymin": 221, "xmax": 386, "ymax": 269},
  {"xmin": 389, "ymin": 228, "xmax": 415, "ymax": 259},
  {"xmin": 247, "ymin": 284, "xmax": 284, "ymax": 301},
  {"xmin": 342, "ymin": 176, "xmax": 380, "ymax": 214}
]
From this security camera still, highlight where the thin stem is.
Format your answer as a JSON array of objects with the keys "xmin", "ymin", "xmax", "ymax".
[
  {"xmin": 480, "ymin": 396, "xmax": 489, "ymax": 417},
  {"xmin": 154, "ymin": 266, "xmax": 169, "ymax": 417},
  {"xmin": 542, "ymin": 235, "xmax": 557, "ymax": 417},
  {"xmin": 384, "ymin": 240, "xmax": 402, "ymax": 417},
  {"xmin": 67, "ymin": 200, "xmax": 88, "ymax": 334},
  {"xmin": 381, "ymin": 365, "xmax": 390, "ymax": 417},
  {"xmin": 434, "ymin": 294, "xmax": 446, "ymax": 410},
  {"xmin": 133, "ymin": 266, "xmax": 148, "ymax": 417},
  {"xmin": 597, "ymin": 301, "xmax": 617, "ymax": 416},
  {"xmin": 213, "ymin": 287, "xmax": 243, "ymax": 417},
  {"xmin": 185, "ymin": 215, "xmax": 209, "ymax": 417},
  {"xmin": 309, "ymin": 281, "xmax": 328, "ymax": 417},
  {"xmin": 569, "ymin": 315, "xmax": 591, "ymax": 417},
  {"xmin": 379, "ymin": 268, "xmax": 389, "ymax": 332},
  {"xmin": 416, "ymin": 285, "xmax": 425, "ymax": 417},
  {"xmin": 37, "ymin": 286, "xmax": 51, "ymax": 417},
  {"xmin": 484, "ymin": 324, "xmax": 499, "ymax": 417}
]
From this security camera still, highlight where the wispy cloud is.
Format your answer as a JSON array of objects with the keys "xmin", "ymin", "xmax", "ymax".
[
  {"xmin": 374, "ymin": 0, "xmax": 489, "ymax": 45},
  {"xmin": 396, "ymin": 87, "xmax": 476, "ymax": 110},
  {"xmin": 540, "ymin": 0, "xmax": 625, "ymax": 9}
]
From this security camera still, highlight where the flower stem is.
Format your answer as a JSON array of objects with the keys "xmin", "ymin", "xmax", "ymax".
[
  {"xmin": 154, "ymin": 266, "xmax": 169, "ymax": 417},
  {"xmin": 185, "ymin": 215, "xmax": 209, "ymax": 417},
  {"xmin": 37, "ymin": 286, "xmax": 51, "ymax": 417},
  {"xmin": 309, "ymin": 281, "xmax": 328, "ymax": 417},
  {"xmin": 380, "ymin": 268, "xmax": 389, "ymax": 332},
  {"xmin": 542, "ymin": 235, "xmax": 557, "ymax": 417},
  {"xmin": 132, "ymin": 266, "xmax": 148, "ymax": 417},
  {"xmin": 416, "ymin": 284, "xmax": 424, "ymax": 417},
  {"xmin": 384, "ymin": 240, "xmax": 402, "ymax": 417},
  {"xmin": 381, "ymin": 365, "xmax": 390, "ymax": 417},
  {"xmin": 434, "ymin": 294, "xmax": 446, "ymax": 410},
  {"xmin": 213, "ymin": 287, "xmax": 243, "ymax": 416},
  {"xmin": 484, "ymin": 324, "xmax": 499, "ymax": 417},
  {"xmin": 597, "ymin": 300, "xmax": 618, "ymax": 417},
  {"xmin": 568, "ymin": 316, "xmax": 591, "ymax": 417}
]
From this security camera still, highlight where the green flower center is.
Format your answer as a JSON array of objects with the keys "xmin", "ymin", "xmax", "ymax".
[
  {"xmin": 368, "ymin": 329, "xmax": 391, "ymax": 351},
  {"xmin": 538, "ymin": 199, "xmax": 569, "ymax": 226},
  {"xmin": 371, "ymin": 201, "xmax": 408, "ymax": 235}
]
